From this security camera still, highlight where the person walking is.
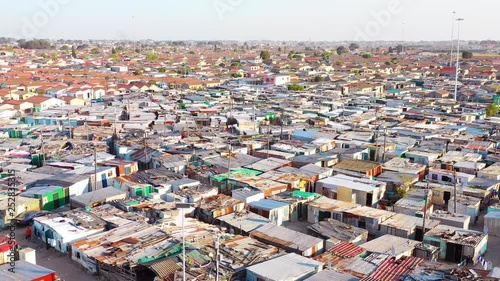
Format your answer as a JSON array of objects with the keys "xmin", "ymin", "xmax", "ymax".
[{"xmin": 25, "ymin": 227, "xmax": 32, "ymax": 241}]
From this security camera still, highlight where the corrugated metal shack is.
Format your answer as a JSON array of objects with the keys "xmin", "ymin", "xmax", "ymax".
[
  {"xmin": 198, "ymin": 235, "xmax": 280, "ymax": 280},
  {"xmin": 423, "ymin": 225, "xmax": 488, "ymax": 264},
  {"xmin": 248, "ymin": 199, "xmax": 290, "ymax": 226},
  {"xmin": 378, "ymin": 213, "xmax": 440, "ymax": 241},
  {"xmin": 216, "ymin": 211, "xmax": 270, "ymax": 235},
  {"xmin": 307, "ymin": 196, "xmax": 360, "ymax": 224},
  {"xmin": 343, "ymin": 206, "xmax": 395, "ymax": 237},
  {"xmin": 308, "ymin": 219, "xmax": 369, "ymax": 248},
  {"xmin": 360, "ymin": 234, "xmax": 420, "ymax": 260},
  {"xmin": 244, "ymin": 157, "xmax": 292, "ymax": 172},
  {"xmin": 228, "ymin": 177, "xmax": 288, "ymax": 198},
  {"xmin": 250, "ymin": 223, "xmax": 324, "ymax": 257},
  {"xmin": 195, "ymin": 194, "xmax": 245, "ymax": 224},
  {"xmin": 246, "ymin": 253, "xmax": 324, "ymax": 281},
  {"xmin": 101, "ymin": 158, "xmax": 139, "ymax": 176}
]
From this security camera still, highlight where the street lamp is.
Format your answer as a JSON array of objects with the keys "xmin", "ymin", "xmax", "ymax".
[
  {"xmin": 176, "ymin": 203, "xmax": 194, "ymax": 281},
  {"xmin": 449, "ymin": 11, "xmax": 456, "ymax": 67},
  {"xmin": 454, "ymin": 18, "xmax": 464, "ymax": 102},
  {"xmin": 213, "ymin": 227, "xmax": 226, "ymax": 281}
]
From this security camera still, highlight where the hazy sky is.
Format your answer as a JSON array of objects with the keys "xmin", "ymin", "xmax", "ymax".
[{"xmin": 2, "ymin": 0, "xmax": 499, "ymax": 41}]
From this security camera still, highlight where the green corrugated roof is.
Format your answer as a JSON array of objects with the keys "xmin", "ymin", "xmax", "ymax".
[
  {"xmin": 211, "ymin": 168, "xmax": 262, "ymax": 182},
  {"xmin": 292, "ymin": 190, "xmax": 317, "ymax": 199},
  {"xmin": 125, "ymin": 200, "xmax": 141, "ymax": 206}
]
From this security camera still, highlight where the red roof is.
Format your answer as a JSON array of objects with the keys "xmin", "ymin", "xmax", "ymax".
[
  {"xmin": 25, "ymin": 96, "xmax": 51, "ymax": 104},
  {"xmin": 440, "ymin": 67, "xmax": 456, "ymax": 74},
  {"xmin": 329, "ymin": 242, "xmax": 365, "ymax": 258},
  {"xmin": 4, "ymin": 99, "xmax": 32, "ymax": 105},
  {"xmin": 365, "ymin": 256, "xmax": 423, "ymax": 281}
]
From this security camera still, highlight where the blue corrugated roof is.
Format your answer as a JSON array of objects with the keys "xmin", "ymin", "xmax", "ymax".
[{"xmin": 248, "ymin": 199, "xmax": 289, "ymax": 210}]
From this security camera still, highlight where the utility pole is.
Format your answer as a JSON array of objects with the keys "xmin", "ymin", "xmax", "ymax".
[
  {"xmin": 93, "ymin": 144, "xmax": 98, "ymax": 191},
  {"xmin": 226, "ymin": 140, "xmax": 232, "ymax": 193},
  {"xmin": 382, "ymin": 127, "xmax": 387, "ymax": 163},
  {"xmin": 267, "ymin": 134, "xmax": 270, "ymax": 159},
  {"xmin": 374, "ymin": 107, "xmax": 380, "ymax": 162},
  {"xmin": 163, "ymin": 113, "xmax": 167, "ymax": 137},
  {"xmin": 280, "ymin": 109, "xmax": 284, "ymax": 140},
  {"xmin": 127, "ymin": 97, "xmax": 131, "ymax": 120},
  {"xmin": 453, "ymin": 166, "xmax": 457, "ymax": 213},
  {"xmin": 215, "ymin": 234, "xmax": 220, "ymax": 281},
  {"xmin": 267, "ymin": 116, "xmax": 271, "ymax": 158},
  {"xmin": 40, "ymin": 130, "xmax": 46, "ymax": 167},
  {"xmin": 182, "ymin": 207, "xmax": 186, "ymax": 281},
  {"xmin": 113, "ymin": 107, "xmax": 117, "ymax": 135},
  {"xmin": 227, "ymin": 141, "xmax": 232, "ymax": 174},
  {"xmin": 67, "ymin": 111, "xmax": 72, "ymax": 139},
  {"xmin": 85, "ymin": 119, "xmax": 89, "ymax": 143},
  {"xmin": 144, "ymin": 133, "xmax": 148, "ymax": 170},
  {"xmin": 422, "ymin": 181, "xmax": 429, "ymax": 242}
]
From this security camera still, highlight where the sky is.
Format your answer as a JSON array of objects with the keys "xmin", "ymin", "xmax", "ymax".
[{"xmin": 2, "ymin": 0, "xmax": 499, "ymax": 42}]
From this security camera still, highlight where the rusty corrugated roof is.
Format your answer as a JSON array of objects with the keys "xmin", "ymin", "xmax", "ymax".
[{"xmin": 149, "ymin": 258, "xmax": 181, "ymax": 278}]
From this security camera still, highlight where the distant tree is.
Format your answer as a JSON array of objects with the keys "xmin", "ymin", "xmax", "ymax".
[
  {"xmin": 321, "ymin": 51, "xmax": 333, "ymax": 61},
  {"xmin": 486, "ymin": 103, "xmax": 499, "ymax": 117},
  {"xmin": 91, "ymin": 48, "xmax": 100, "ymax": 55},
  {"xmin": 362, "ymin": 53, "xmax": 372, "ymax": 59},
  {"xmin": 60, "ymin": 45, "xmax": 69, "ymax": 51},
  {"xmin": 133, "ymin": 70, "xmax": 143, "ymax": 76},
  {"xmin": 396, "ymin": 44, "xmax": 403, "ymax": 54},
  {"xmin": 76, "ymin": 44, "xmax": 89, "ymax": 50},
  {"xmin": 278, "ymin": 47, "xmax": 282, "ymax": 52},
  {"xmin": 389, "ymin": 46, "xmax": 394, "ymax": 53},
  {"xmin": 231, "ymin": 73, "xmax": 243, "ymax": 78},
  {"xmin": 116, "ymin": 46, "xmax": 124, "ymax": 51},
  {"xmin": 177, "ymin": 66, "xmax": 191, "ymax": 75},
  {"xmin": 288, "ymin": 50, "xmax": 296, "ymax": 59},
  {"xmin": 109, "ymin": 54, "xmax": 121, "ymax": 62},
  {"xmin": 158, "ymin": 67, "xmax": 166, "ymax": 73},
  {"xmin": 260, "ymin": 50, "xmax": 271, "ymax": 60},
  {"xmin": 385, "ymin": 61, "xmax": 391, "ymax": 65},
  {"xmin": 230, "ymin": 62, "xmax": 241, "ymax": 67},
  {"xmin": 226, "ymin": 117, "xmax": 238, "ymax": 127},
  {"xmin": 336, "ymin": 60, "xmax": 343, "ymax": 66},
  {"xmin": 288, "ymin": 84, "xmax": 305, "ymax": 91},
  {"xmin": 111, "ymin": 47, "xmax": 117, "ymax": 54},
  {"xmin": 71, "ymin": 45, "xmax": 77, "ymax": 58},
  {"xmin": 336, "ymin": 46, "xmax": 348, "ymax": 55},
  {"xmin": 51, "ymin": 53, "xmax": 58, "ymax": 61},
  {"xmin": 146, "ymin": 52, "xmax": 159, "ymax": 62},
  {"xmin": 188, "ymin": 51, "xmax": 195, "ymax": 55},
  {"xmin": 462, "ymin": 51, "xmax": 473, "ymax": 59},
  {"xmin": 314, "ymin": 76, "xmax": 324, "ymax": 82},
  {"xmin": 349, "ymin": 43, "xmax": 360, "ymax": 51},
  {"xmin": 120, "ymin": 109, "xmax": 130, "ymax": 121},
  {"xmin": 18, "ymin": 39, "xmax": 52, "ymax": 49}
]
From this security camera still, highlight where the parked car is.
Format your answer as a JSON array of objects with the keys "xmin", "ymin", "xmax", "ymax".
[{"xmin": 12, "ymin": 211, "xmax": 51, "ymax": 226}]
